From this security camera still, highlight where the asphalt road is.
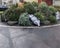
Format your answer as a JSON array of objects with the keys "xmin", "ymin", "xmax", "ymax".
[{"xmin": 0, "ymin": 25, "xmax": 60, "ymax": 48}]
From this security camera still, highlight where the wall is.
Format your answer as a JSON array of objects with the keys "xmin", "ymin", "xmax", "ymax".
[
  {"xmin": 24, "ymin": 0, "xmax": 38, "ymax": 2},
  {"xmin": 13, "ymin": 0, "xmax": 19, "ymax": 4},
  {"xmin": 0, "ymin": 0, "xmax": 2, "ymax": 5},
  {"xmin": 53, "ymin": 0, "xmax": 60, "ymax": 6},
  {"xmin": 45, "ymin": 0, "xmax": 52, "ymax": 5}
]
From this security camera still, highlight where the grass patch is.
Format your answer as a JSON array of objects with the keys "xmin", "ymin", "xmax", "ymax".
[
  {"xmin": 0, "ymin": 11, "xmax": 4, "ymax": 15},
  {"xmin": 54, "ymin": 6, "xmax": 60, "ymax": 11},
  {"xmin": 0, "ymin": 11, "xmax": 3, "ymax": 13}
]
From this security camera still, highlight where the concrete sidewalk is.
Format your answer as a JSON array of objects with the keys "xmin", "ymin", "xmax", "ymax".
[{"xmin": 0, "ymin": 25, "xmax": 60, "ymax": 48}]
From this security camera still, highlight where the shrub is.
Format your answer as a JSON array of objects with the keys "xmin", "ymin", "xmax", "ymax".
[
  {"xmin": 0, "ymin": 11, "xmax": 5, "ymax": 22},
  {"xmin": 18, "ymin": 13, "xmax": 32, "ymax": 26},
  {"xmin": 43, "ymin": 20, "xmax": 50, "ymax": 25},
  {"xmin": 32, "ymin": 2, "xmax": 38, "ymax": 12},
  {"xmin": 34, "ymin": 12, "xmax": 46, "ymax": 22},
  {"xmin": 49, "ymin": 6, "xmax": 57, "ymax": 15},
  {"xmin": 8, "ymin": 8, "xmax": 21, "ymax": 21},
  {"xmin": 10, "ymin": 3, "xmax": 18, "ymax": 9},
  {"xmin": 38, "ymin": 2, "xmax": 57, "ymax": 19},
  {"xmin": 24, "ymin": 2, "xmax": 36, "ymax": 14},
  {"xmin": 1, "ymin": 2, "xmax": 58, "ymax": 26},
  {"xmin": 1, "ymin": 9, "xmax": 12, "ymax": 22},
  {"xmin": 48, "ymin": 15, "xmax": 57, "ymax": 23},
  {"xmin": 38, "ymin": 2, "xmax": 48, "ymax": 13},
  {"xmin": 18, "ymin": 2, "xmax": 24, "ymax": 8},
  {"xmin": 2, "ymin": 7, "xmax": 24, "ymax": 21},
  {"xmin": 32, "ymin": 1, "xmax": 38, "ymax": 7},
  {"xmin": 24, "ymin": 1, "xmax": 28, "ymax": 4}
]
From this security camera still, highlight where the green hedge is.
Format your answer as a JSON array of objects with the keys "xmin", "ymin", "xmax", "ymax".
[{"xmin": 1, "ymin": 2, "xmax": 57, "ymax": 26}]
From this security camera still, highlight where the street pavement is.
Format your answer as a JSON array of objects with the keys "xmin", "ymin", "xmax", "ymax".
[{"xmin": 0, "ymin": 24, "xmax": 60, "ymax": 48}]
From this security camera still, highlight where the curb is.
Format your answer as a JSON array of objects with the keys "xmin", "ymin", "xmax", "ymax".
[{"xmin": 0, "ymin": 23, "xmax": 60, "ymax": 29}]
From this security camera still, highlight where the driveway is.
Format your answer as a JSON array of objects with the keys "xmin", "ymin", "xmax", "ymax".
[{"xmin": 0, "ymin": 24, "xmax": 60, "ymax": 48}]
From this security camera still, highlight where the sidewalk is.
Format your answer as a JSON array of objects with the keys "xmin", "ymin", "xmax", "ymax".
[{"xmin": 0, "ymin": 24, "xmax": 60, "ymax": 48}]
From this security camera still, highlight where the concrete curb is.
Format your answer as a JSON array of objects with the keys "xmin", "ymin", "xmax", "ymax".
[{"xmin": 0, "ymin": 23, "xmax": 60, "ymax": 29}]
